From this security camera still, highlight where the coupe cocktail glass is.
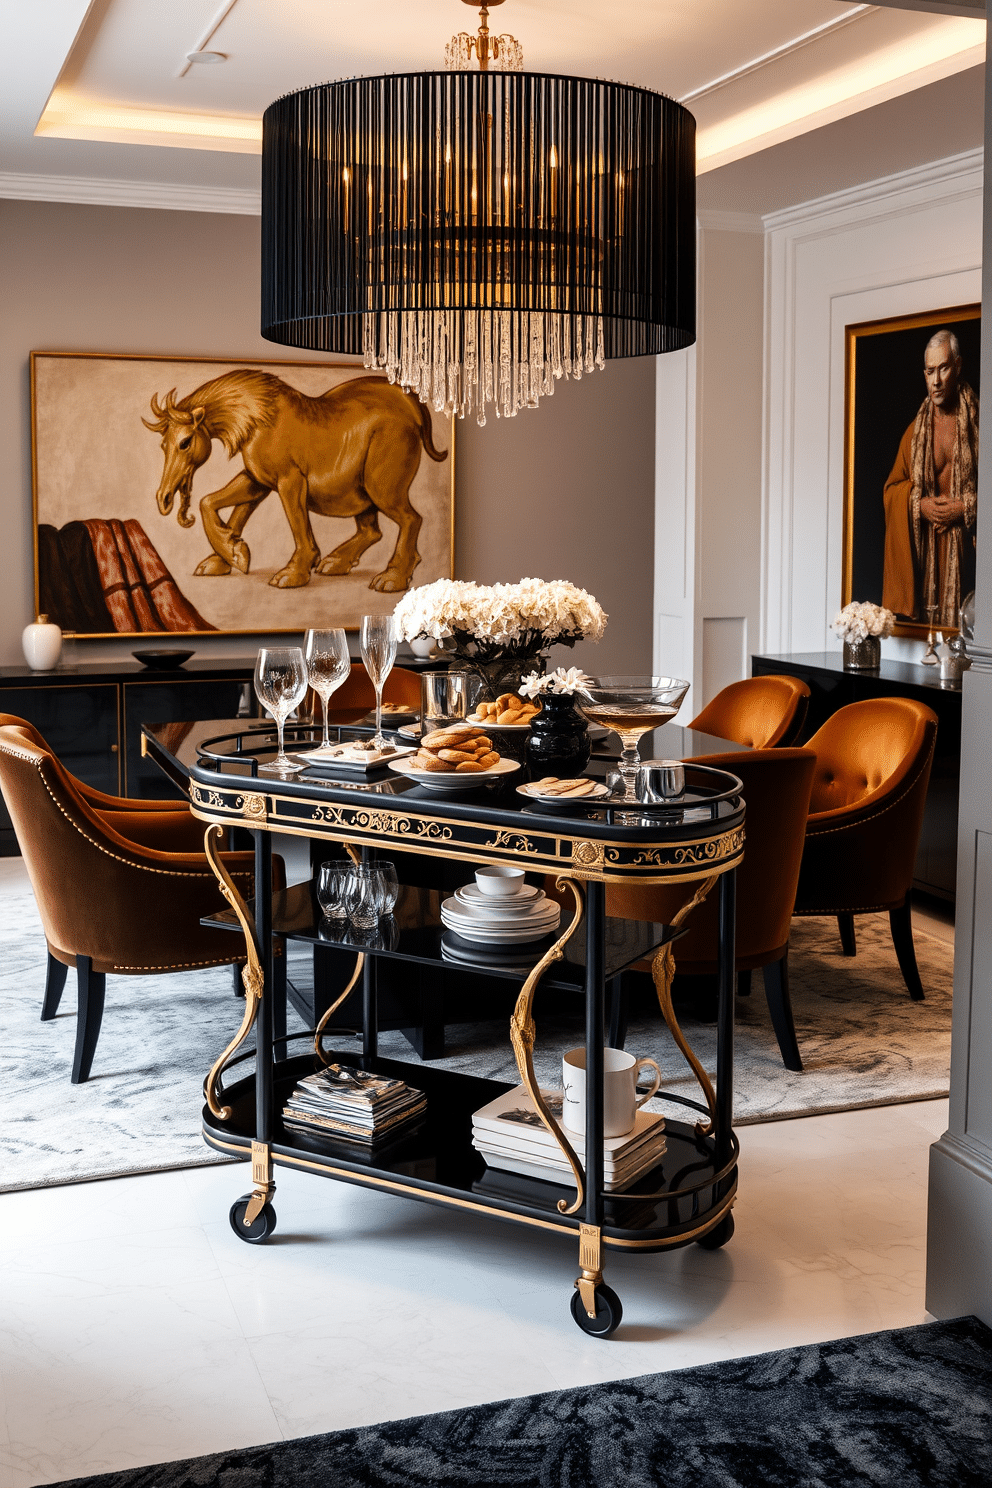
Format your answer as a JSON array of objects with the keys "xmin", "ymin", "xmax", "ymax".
[{"xmin": 576, "ymin": 675, "xmax": 690, "ymax": 802}]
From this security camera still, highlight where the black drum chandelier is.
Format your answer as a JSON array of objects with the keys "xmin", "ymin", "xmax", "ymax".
[{"xmin": 261, "ymin": 1, "xmax": 696, "ymax": 424}]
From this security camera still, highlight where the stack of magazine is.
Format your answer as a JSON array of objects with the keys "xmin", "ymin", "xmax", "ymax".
[
  {"xmin": 472, "ymin": 1085, "xmax": 667, "ymax": 1193},
  {"xmin": 283, "ymin": 1065, "xmax": 426, "ymax": 1148}
]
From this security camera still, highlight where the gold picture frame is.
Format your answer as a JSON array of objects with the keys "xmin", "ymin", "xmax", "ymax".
[
  {"xmin": 30, "ymin": 351, "xmax": 455, "ymax": 639},
  {"xmin": 843, "ymin": 304, "xmax": 980, "ymax": 638}
]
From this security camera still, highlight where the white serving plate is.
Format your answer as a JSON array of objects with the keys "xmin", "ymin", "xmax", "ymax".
[
  {"xmin": 515, "ymin": 780, "xmax": 611, "ymax": 812},
  {"xmin": 444, "ymin": 896, "xmax": 557, "ymax": 926},
  {"xmin": 457, "ymin": 881, "xmax": 541, "ymax": 906},
  {"xmin": 442, "ymin": 903, "xmax": 559, "ymax": 934},
  {"xmin": 439, "ymin": 912, "xmax": 560, "ymax": 944},
  {"xmin": 387, "ymin": 757, "xmax": 521, "ymax": 791},
  {"xmin": 452, "ymin": 890, "xmax": 547, "ymax": 920}
]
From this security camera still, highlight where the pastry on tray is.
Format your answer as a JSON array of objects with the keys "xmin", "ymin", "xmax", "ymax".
[{"xmin": 468, "ymin": 692, "xmax": 541, "ymax": 727}]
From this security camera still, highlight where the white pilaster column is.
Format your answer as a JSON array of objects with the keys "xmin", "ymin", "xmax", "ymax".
[{"xmin": 925, "ymin": 18, "xmax": 992, "ymax": 1322}]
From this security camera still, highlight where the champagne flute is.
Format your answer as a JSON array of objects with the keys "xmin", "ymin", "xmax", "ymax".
[
  {"xmin": 360, "ymin": 613, "xmax": 397, "ymax": 750},
  {"xmin": 253, "ymin": 646, "xmax": 308, "ymax": 775},
  {"xmin": 305, "ymin": 628, "xmax": 351, "ymax": 752}
]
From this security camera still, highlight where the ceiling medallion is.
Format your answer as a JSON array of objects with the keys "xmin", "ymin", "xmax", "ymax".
[{"xmin": 261, "ymin": 2, "xmax": 696, "ymax": 425}]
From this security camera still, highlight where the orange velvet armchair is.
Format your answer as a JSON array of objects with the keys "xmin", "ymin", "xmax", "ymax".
[
  {"xmin": 606, "ymin": 747, "xmax": 817, "ymax": 1070},
  {"xmin": 793, "ymin": 698, "xmax": 938, "ymax": 1000},
  {"xmin": 0, "ymin": 721, "xmax": 276, "ymax": 1084},
  {"xmin": 689, "ymin": 676, "xmax": 811, "ymax": 749}
]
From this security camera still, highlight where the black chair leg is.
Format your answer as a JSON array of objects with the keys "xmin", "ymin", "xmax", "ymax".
[
  {"xmin": 41, "ymin": 952, "xmax": 68, "ymax": 1021},
  {"xmin": 762, "ymin": 954, "xmax": 803, "ymax": 1072},
  {"xmin": 737, "ymin": 969, "xmax": 752, "ymax": 998},
  {"xmin": 889, "ymin": 899, "xmax": 925, "ymax": 1001},
  {"xmin": 71, "ymin": 956, "xmax": 106, "ymax": 1084},
  {"xmin": 608, "ymin": 974, "xmax": 628, "ymax": 1049},
  {"xmin": 838, "ymin": 913, "xmax": 857, "ymax": 957}
]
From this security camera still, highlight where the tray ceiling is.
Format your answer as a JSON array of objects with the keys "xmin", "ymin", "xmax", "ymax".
[{"xmin": 1, "ymin": 0, "xmax": 986, "ymax": 199}]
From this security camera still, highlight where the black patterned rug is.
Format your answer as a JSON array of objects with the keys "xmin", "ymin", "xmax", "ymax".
[{"xmin": 49, "ymin": 1317, "xmax": 992, "ymax": 1488}]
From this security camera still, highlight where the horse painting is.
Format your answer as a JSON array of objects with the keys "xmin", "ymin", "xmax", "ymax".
[{"xmin": 143, "ymin": 371, "xmax": 448, "ymax": 591}]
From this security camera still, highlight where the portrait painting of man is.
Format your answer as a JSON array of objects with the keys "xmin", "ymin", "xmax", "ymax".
[{"xmin": 844, "ymin": 306, "xmax": 980, "ymax": 636}]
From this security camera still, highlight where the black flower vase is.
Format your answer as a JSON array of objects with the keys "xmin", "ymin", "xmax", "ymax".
[{"xmin": 525, "ymin": 693, "xmax": 591, "ymax": 779}]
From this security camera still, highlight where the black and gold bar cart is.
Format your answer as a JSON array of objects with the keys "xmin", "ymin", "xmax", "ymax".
[{"xmin": 144, "ymin": 720, "xmax": 744, "ymax": 1338}]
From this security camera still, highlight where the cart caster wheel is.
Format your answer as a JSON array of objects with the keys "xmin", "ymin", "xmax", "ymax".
[
  {"xmin": 696, "ymin": 1213, "xmax": 734, "ymax": 1250},
  {"xmin": 229, "ymin": 1195, "xmax": 277, "ymax": 1244},
  {"xmin": 570, "ymin": 1283, "xmax": 623, "ymax": 1338}
]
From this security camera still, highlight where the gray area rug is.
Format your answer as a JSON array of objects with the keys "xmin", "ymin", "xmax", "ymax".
[
  {"xmin": 48, "ymin": 1317, "xmax": 992, "ymax": 1487},
  {"xmin": 0, "ymin": 858, "xmax": 952, "ymax": 1192},
  {"xmin": 379, "ymin": 915, "xmax": 954, "ymax": 1128}
]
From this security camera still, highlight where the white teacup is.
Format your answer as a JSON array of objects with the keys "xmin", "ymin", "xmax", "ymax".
[{"xmin": 562, "ymin": 1047, "xmax": 662, "ymax": 1138}]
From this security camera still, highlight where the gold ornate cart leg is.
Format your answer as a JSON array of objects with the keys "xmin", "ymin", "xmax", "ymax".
[
  {"xmin": 203, "ymin": 824, "xmax": 266, "ymax": 1121},
  {"xmin": 508, "ymin": 878, "xmax": 588, "ymax": 1217},
  {"xmin": 650, "ymin": 874, "xmax": 720, "ymax": 1135},
  {"xmin": 313, "ymin": 954, "xmax": 366, "ymax": 1064}
]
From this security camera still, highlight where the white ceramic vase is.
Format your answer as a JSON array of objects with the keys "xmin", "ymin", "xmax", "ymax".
[
  {"xmin": 22, "ymin": 615, "xmax": 63, "ymax": 671},
  {"xmin": 409, "ymin": 637, "xmax": 435, "ymax": 659}
]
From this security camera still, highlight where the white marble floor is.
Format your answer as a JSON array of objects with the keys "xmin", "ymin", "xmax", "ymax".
[{"xmin": 0, "ymin": 1096, "xmax": 948, "ymax": 1487}]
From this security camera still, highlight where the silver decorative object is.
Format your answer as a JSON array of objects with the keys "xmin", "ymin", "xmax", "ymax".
[
  {"xmin": 842, "ymin": 637, "xmax": 881, "ymax": 671},
  {"xmin": 636, "ymin": 760, "xmax": 686, "ymax": 804}
]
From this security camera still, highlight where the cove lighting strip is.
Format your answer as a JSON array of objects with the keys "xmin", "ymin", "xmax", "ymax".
[{"xmin": 696, "ymin": 15, "xmax": 985, "ymax": 173}]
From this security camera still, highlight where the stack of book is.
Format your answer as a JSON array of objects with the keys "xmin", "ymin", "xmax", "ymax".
[
  {"xmin": 282, "ymin": 1065, "xmax": 426, "ymax": 1148},
  {"xmin": 472, "ymin": 1084, "xmax": 667, "ymax": 1193}
]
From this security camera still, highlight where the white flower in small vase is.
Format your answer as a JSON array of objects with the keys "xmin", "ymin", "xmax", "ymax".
[{"xmin": 832, "ymin": 601, "xmax": 894, "ymax": 669}]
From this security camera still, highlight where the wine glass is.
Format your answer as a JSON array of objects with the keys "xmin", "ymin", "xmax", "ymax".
[
  {"xmin": 253, "ymin": 646, "xmax": 308, "ymax": 775},
  {"xmin": 305, "ymin": 629, "xmax": 351, "ymax": 752},
  {"xmin": 576, "ymin": 675, "xmax": 690, "ymax": 803},
  {"xmin": 360, "ymin": 613, "xmax": 398, "ymax": 750}
]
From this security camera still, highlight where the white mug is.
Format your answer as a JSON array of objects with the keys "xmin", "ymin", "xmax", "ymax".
[{"xmin": 562, "ymin": 1046, "xmax": 662, "ymax": 1138}]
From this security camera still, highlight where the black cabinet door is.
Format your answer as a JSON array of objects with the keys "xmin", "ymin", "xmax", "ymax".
[
  {"xmin": 0, "ymin": 684, "xmax": 120, "ymax": 849},
  {"xmin": 122, "ymin": 678, "xmax": 251, "ymax": 798},
  {"xmin": 0, "ymin": 684, "xmax": 120, "ymax": 793}
]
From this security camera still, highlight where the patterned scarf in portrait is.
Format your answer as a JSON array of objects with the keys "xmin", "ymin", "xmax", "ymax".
[{"xmin": 909, "ymin": 381, "xmax": 979, "ymax": 626}]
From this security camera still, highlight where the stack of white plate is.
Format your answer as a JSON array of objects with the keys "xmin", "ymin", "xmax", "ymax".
[{"xmin": 440, "ymin": 881, "xmax": 560, "ymax": 947}]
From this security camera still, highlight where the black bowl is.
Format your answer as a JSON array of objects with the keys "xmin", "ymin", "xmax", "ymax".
[{"xmin": 132, "ymin": 649, "xmax": 195, "ymax": 670}]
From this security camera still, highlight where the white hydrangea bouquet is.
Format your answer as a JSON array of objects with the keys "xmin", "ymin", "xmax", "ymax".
[
  {"xmin": 393, "ymin": 579, "xmax": 607, "ymax": 699},
  {"xmin": 831, "ymin": 601, "xmax": 895, "ymax": 645}
]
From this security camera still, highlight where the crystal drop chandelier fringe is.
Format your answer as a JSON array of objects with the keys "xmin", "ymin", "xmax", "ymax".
[{"xmin": 261, "ymin": 69, "xmax": 696, "ymax": 424}]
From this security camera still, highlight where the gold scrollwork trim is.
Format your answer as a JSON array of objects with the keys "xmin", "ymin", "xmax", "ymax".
[
  {"xmin": 239, "ymin": 792, "xmax": 268, "ymax": 821},
  {"xmin": 202, "ymin": 824, "xmax": 264, "ymax": 1120},
  {"xmin": 508, "ymin": 878, "xmax": 588, "ymax": 1217},
  {"xmin": 483, "ymin": 828, "xmax": 539, "ymax": 855}
]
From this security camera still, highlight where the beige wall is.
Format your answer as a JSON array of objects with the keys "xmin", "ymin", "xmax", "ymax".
[
  {"xmin": 0, "ymin": 198, "xmax": 655, "ymax": 674},
  {"xmin": 696, "ymin": 226, "xmax": 765, "ymax": 703}
]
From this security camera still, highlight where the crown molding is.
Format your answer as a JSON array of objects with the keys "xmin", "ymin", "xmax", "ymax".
[
  {"xmin": 0, "ymin": 171, "xmax": 261, "ymax": 215},
  {"xmin": 762, "ymin": 146, "xmax": 983, "ymax": 234},
  {"xmin": 696, "ymin": 209, "xmax": 764, "ymax": 235}
]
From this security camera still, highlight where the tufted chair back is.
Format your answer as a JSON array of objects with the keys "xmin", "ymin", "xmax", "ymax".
[
  {"xmin": 796, "ymin": 698, "xmax": 938, "ymax": 915},
  {"xmin": 606, "ymin": 747, "xmax": 817, "ymax": 972},
  {"xmin": 689, "ymin": 676, "xmax": 810, "ymax": 749}
]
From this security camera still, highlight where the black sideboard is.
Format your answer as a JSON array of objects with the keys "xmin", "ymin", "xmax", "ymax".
[
  {"xmin": 752, "ymin": 652, "xmax": 960, "ymax": 901},
  {"xmin": 0, "ymin": 658, "xmax": 258, "ymax": 852}
]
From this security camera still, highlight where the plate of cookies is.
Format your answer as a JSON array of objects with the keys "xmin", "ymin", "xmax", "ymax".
[
  {"xmin": 516, "ymin": 777, "xmax": 611, "ymax": 812},
  {"xmin": 388, "ymin": 723, "xmax": 521, "ymax": 791},
  {"xmin": 466, "ymin": 693, "xmax": 542, "ymax": 730}
]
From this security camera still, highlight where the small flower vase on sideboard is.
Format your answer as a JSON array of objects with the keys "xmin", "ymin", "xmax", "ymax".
[
  {"xmin": 524, "ymin": 693, "xmax": 591, "ymax": 779},
  {"xmin": 842, "ymin": 636, "xmax": 881, "ymax": 672},
  {"xmin": 21, "ymin": 615, "xmax": 63, "ymax": 671}
]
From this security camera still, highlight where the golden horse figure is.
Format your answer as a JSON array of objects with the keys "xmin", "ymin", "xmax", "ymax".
[{"xmin": 143, "ymin": 370, "xmax": 448, "ymax": 591}]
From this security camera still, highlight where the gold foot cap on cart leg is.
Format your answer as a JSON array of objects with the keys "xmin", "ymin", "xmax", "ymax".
[
  {"xmin": 244, "ymin": 1140, "xmax": 275, "ymax": 1226},
  {"xmin": 576, "ymin": 1223, "xmax": 603, "ymax": 1319}
]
